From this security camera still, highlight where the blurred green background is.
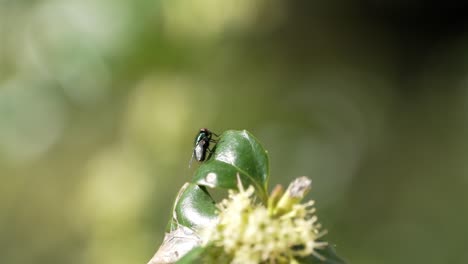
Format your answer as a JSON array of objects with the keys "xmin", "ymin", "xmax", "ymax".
[{"xmin": 1, "ymin": 1, "xmax": 468, "ymax": 263}]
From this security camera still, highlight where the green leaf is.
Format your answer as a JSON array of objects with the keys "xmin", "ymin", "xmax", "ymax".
[
  {"xmin": 155, "ymin": 129, "xmax": 348, "ymax": 264},
  {"xmin": 177, "ymin": 243, "xmax": 347, "ymax": 264},
  {"xmin": 176, "ymin": 245, "xmax": 232, "ymax": 264},
  {"xmin": 192, "ymin": 130, "xmax": 270, "ymax": 202},
  {"xmin": 168, "ymin": 130, "xmax": 270, "ymax": 232},
  {"xmin": 160, "ymin": 130, "xmax": 271, "ymax": 263},
  {"xmin": 175, "ymin": 246, "xmax": 206, "ymax": 264},
  {"xmin": 151, "ymin": 183, "xmax": 215, "ymax": 264},
  {"xmin": 169, "ymin": 183, "xmax": 217, "ymax": 232},
  {"xmin": 299, "ymin": 244, "xmax": 347, "ymax": 264}
]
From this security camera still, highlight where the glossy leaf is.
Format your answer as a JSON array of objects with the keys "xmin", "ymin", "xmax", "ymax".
[
  {"xmin": 176, "ymin": 244, "xmax": 231, "ymax": 264},
  {"xmin": 154, "ymin": 129, "xmax": 348, "ymax": 264},
  {"xmin": 299, "ymin": 244, "xmax": 347, "ymax": 264},
  {"xmin": 176, "ymin": 244, "xmax": 347, "ymax": 264},
  {"xmin": 192, "ymin": 130, "xmax": 269, "ymax": 202},
  {"xmin": 169, "ymin": 183, "xmax": 217, "ymax": 232},
  {"xmin": 175, "ymin": 246, "xmax": 205, "ymax": 264},
  {"xmin": 151, "ymin": 183, "xmax": 217, "ymax": 264}
]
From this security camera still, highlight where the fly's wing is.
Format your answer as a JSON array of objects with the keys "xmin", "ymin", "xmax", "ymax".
[
  {"xmin": 194, "ymin": 140, "xmax": 207, "ymax": 162},
  {"xmin": 188, "ymin": 151, "xmax": 195, "ymax": 168},
  {"xmin": 189, "ymin": 140, "xmax": 208, "ymax": 168}
]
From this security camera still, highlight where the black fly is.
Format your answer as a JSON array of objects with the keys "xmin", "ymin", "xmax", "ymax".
[{"xmin": 189, "ymin": 128, "xmax": 218, "ymax": 167}]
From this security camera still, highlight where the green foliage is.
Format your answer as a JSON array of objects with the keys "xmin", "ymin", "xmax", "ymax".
[
  {"xmin": 161, "ymin": 130, "xmax": 345, "ymax": 264},
  {"xmin": 192, "ymin": 130, "xmax": 270, "ymax": 202},
  {"xmin": 300, "ymin": 245, "xmax": 346, "ymax": 264},
  {"xmin": 170, "ymin": 184, "xmax": 217, "ymax": 232},
  {"xmin": 167, "ymin": 130, "xmax": 269, "ymax": 233}
]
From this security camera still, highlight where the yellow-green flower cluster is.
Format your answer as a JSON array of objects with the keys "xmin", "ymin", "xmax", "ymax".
[{"xmin": 202, "ymin": 177, "xmax": 327, "ymax": 264}]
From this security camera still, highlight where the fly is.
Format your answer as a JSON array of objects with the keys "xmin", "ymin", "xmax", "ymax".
[{"xmin": 189, "ymin": 128, "xmax": 218, "ymax": 167}]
